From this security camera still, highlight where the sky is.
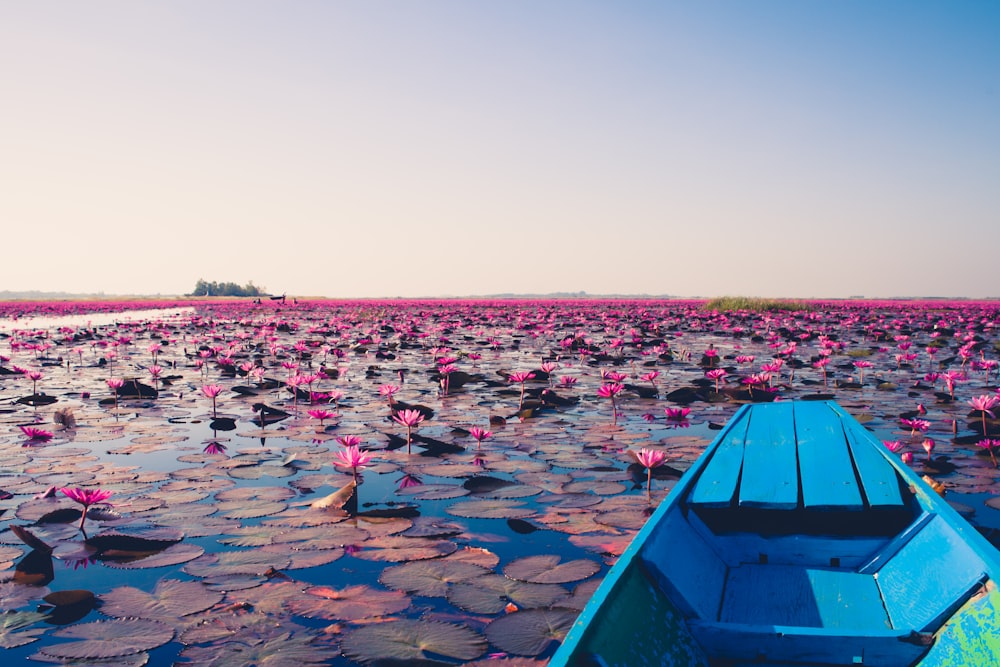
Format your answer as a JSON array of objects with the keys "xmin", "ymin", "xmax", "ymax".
[{"xmin": 1, "ymin": 1, "xmax": 998, "ymax": 299}]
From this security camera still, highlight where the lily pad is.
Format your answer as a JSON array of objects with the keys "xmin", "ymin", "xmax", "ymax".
[
  {"xmin": 40, "ymin": 618, "xmax": 174, "ymax": 659},
  {"xmin": 176, "ymin": 630, "xmax": 338, "ymax": 666},
  {"xmin": 504, "ymin": 554, "xmax": 601, "ymax": 584},
  {"xmin": 446, "ymin": 574, "xmax": 568, "ymax": 614},
  {"xmin": 0, "ymin": 610, "xmax": 50, "ymax": 648},
  {"xmin": 352, "ymin": 536, "xmax": 458, "ymax": 562},
  {"xmin": 286, "ymin": 584, "xmax": 410, "ymax": 620},
  {"xmin": 183, "ymin": 550, "xmax": 291, "ymax": 578},
  {"xmin": 340, "ymin": 619, "xmax": 486, "ymax": 663},
  {"xmin": 100, "ymin": 579, "xmax": 223, "ymax": 621},
  {"xmin": 379, "ymin": 560, "xmax": 492, "ymax": 597},
  {"xmin": 484, "ymin": 608, "xmax": 578, "ymax": 655},
  {"xmin": 446, "ymin": 499, "xmax": 535, "ymax": 519}
]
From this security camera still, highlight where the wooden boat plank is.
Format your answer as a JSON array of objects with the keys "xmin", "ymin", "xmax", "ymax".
[
  {"xmin": 688, "ymin": 410, "xmax": 750, "ymax": 508},
  {"xmin": 641, "ymin": 507, "xmax": 727, "ymax": 620},
  {"xmin": 858, "ymin": 511, "xmax": 936, "ymax": 574},
  {"xmin": 721, "ymin": 563, "xmax": 821, "ymax": 626},
  {"xmin": 876, "ymin": 515, "xmax": 987, "ymax": 632},
  {"xmin": 721, "ymin": 564, "xmax": 889, "ymax": 630},
  {"xmin": 794, "ymin": 401, "xmax": 863, "ymax": 511},
  {"xmin": 687, "ymin": 620, "xmax": 927, "ymax": 665},
  {"xmin": 738, "ymin": 401, "xmax": 798, "ymax": 509},
  {"xmin": 837, "ymin": 409, "xmax": 905, "ymax": 509}
]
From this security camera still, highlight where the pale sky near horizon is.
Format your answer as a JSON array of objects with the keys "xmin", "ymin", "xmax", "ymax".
[{"xmin": 2, "ymin": 2, "xmax": 998, "ymax": 299}]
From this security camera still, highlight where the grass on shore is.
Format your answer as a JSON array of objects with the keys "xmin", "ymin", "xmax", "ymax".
[{"xmin": 704, "ymin": 296, "xmax": 813, "ymax": 313}]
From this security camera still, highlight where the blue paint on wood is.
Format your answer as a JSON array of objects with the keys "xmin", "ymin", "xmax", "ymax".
[
  {"xmin": 550, "ymin": 400, "xmax": 1000, "ymax": 667},
  {"xmin": 688, "ymin": 409, "xmax": 750, "ymax": 508},
  {"xmin": 833, "ymin": 405, "xmax": 906, "ymax": 509},
  {"xmin": 858, "ymin": 512, "xmax": 936, "ymax": 574},
  {"xmin": 876, "ymin": 515, "xmax": 986, "ymax": 632},
  {"xmin": 721, "ymin": 564, "xmax": 889, "ymax": 630},
  {"xmin": 738, "ymin": 401, "xmax": 798, "ymax": 509},
  {"xmin": 687, "ymin": 620, "xmax": 927, "ymax": 665},
  {"xmin": 640, "ymin": 507, "xmax": 727, "ymax": 620},
  {"xmin": 794, "ymin": 401, "xmax": 863, "ymax": 511}
]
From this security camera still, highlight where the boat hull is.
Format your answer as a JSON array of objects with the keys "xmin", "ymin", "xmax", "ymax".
[{"xmin": 550, "ymin": 401, "xmax": 1000, "ymax": 667}]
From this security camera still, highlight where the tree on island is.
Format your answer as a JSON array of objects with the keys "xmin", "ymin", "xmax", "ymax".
[{"xmin": 188, "ymin": 279, "xmax": 266, "ymax": 298}]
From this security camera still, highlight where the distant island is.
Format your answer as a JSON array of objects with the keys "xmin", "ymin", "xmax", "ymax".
[{"xmin": 186, "ymin": 279, "xmax": 267, "ymax": 298}]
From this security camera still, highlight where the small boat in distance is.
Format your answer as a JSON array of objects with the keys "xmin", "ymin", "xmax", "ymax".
[{"xmin": 551, "ymin": 400, "xmax": 1000, "ymax": 666}]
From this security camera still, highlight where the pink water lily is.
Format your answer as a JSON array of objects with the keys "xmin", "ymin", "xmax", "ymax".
[
  {"xmin": 635, "ymin": 447, "xmax": 667, "ymax": 496},
  {"xmin": 664, "ymin": 407, "xmax": 691, "ymax": 422},
  {"xmin": 969, "ymin": 394, "xmax": 1000, "ymax": 437},
  {"xmin": 203, "ymin": 441, "xmax": 228, "ymax": 456},
  {"xmin": 597, "ymin": 383, "xmax": 624, "ymax": 425},
  {"xmin": 60, "ymin": 486, "xmax": 114, "ymax": 531},
  {"xmin": 24, "ymin": 369, "xmax": 43, "ymax": 395},
  {"xmin": 853, "ymin": 360, "xmax": 874, "ymax": 384},
  {"xmin": 901, "ymin": 417, "xmax": 930, "ymax": 436},
  {"xmin": 883, "ymin": 440, "xmax": 905, "ymax": 453},
  {"xmin": 392, "ymin": 409, "xmax": 425, "ymax": 453},
  {"xmin": 379, "ymin": 384, "xmax": 400, "ymax": 405},
  {"xmin": 705, "ymin": 368, "xmax": 727, "ymax": 393},
  {"xmin": 977, "ymin": 439, "xmax": 1000, "ymax": 468},
  {"xmin": 106, "ymin": 377, "xmax": 125, "ymax": 413},
  {"xmin": 335, "ymin": 444, "xmax": 372, "ymax": 480},
  {"xmin": 469, "ymin": 426, "xmax": 492, "ymax": 449},
  {"xmin": 922, "ymin": 438, "xmax": 935, "ymax": 461},
  {"xmin": 202, "ymin": 384, "xmax": 224, "ymax": 418},
  {"xmin": 308, "ymin": 408, "xmax": 338, "ymax": 427},
  {"xmin": 508, "ymin": 371, "xmax": 536, "ymax": 411},
  {"xmin": 20, "ymin": 425, "xmax": 54, "ymax": 443}
]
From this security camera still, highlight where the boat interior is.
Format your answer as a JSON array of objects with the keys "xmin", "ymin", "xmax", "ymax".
[{"xmin": 638, "ymin": 401, "xmax": 991, "ymax": 665}]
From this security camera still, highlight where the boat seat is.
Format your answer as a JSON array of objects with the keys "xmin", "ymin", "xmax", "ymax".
[
  {"xmin": 680, "ymin": 514, "xmax": 988, "ymax": 665},
  {"xmin": 688, "ymin": 402, "xmax": 907, "ymax": 528},
  {"xmin": 720, "ymin": 564, "xmax": 889, "ymax": 630}
]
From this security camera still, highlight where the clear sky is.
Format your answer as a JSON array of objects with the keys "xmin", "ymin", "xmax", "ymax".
[{"xmin": 2, "ymin": 2, "xmax": 998, "ymax": 299}]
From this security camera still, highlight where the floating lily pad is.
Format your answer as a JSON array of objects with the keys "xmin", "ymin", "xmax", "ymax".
[
  {"xmin": 40, "ymin": 618, "xmax": 174, "ymax": 659},
  {"xmin": 99, "ymin": 579, "xmax": 222, "ymax": 621},
  {"xmin": 177, "ymin": 613, "xmax": 307, "ymax": 645},
  {"xmin": 401, "ymin": 517, "xmax": 465, "ymax": 538},
  {"xmin": 0, "ymin": 610, "xmax": 50, "ymax": 648},
  {"xmin": 447, "ymin": 574, "xmax": 567, "ymax": 613},
  {"xmin": 271, "ymin": 524, "xmax": 369, "ymax": 550},
  {"xmin": 286, "ymin": 584, "xmax": 410, "ymax": 620},
  {"xmin": 217, "ymin": 525, "xmax": 282, "ymax": 547},
  {"xmin": 380, "ymin": 560, "xmax": 491, "ymax": 597},
  {"xmin": 353, "ymin": 536, "xmax": 457, "ymax": 562},
  {"xmin": 0, "ymin": 545, "xmax": 23, "ymax": 570},
  {"xmin": 340, "ymin": 619, "xmax": 486, "ymax": 663},
  {"xmin": 217, "ymin": 498, "xmax": 288, "ymax": 519},
  {"xmin": 183, "ymin": 550, "xmax": 291, "ymax": 578},
  {"xmin": 445, "ymin": 547, "xmax": 500, "ymax": 569},
  {"xmin": 101, "ymin": 543, "xmax": 206, "ymax": 571},
  {"xmin": 484, "ymin": 608, "xmax": 579, "ymax": 655},
  {"xmin": 176, "ymin": 630, "xmax": 338, "ymax": 666},
  {"xmin": 446, "ymin": 499, "xmax": 535, "ymax": 519}
]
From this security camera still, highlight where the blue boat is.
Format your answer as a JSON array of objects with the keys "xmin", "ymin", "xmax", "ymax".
[{"xmin": 551, "ymin": 400, "xmax": 1000, "ymax": 666}]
